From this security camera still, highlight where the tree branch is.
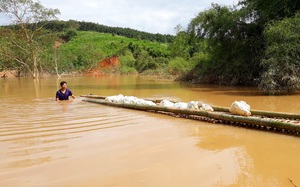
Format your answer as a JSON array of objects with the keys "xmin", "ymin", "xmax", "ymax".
[
  {"xmin": 1, "ymin": 51, "xmax": 34, "ymax": 77},
  {"xmin": 10, "ymin": 41, "xmax": 30, "ymax": 53}
]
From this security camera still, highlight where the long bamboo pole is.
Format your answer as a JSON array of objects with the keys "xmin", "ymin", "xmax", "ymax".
[
  {"xmin": 212, "ymin": 106, "xmax": 300, "ymax": 120},
  {"xmin": 81, "ymin": 94, "xmax": 300, "ymax": 120},
  {"xmin": 81, "ymin": 95, "xmax": 107, "ymax": 99},
  {"xmin": 82, "ymin": 99, "xmax": 300, "ymax": 133}
]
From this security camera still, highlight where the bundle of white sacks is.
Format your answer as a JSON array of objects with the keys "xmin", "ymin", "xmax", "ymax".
[
  {"xmin": 105, "ymin": 94, "xmax": 156, "ymax": 106},
  {"xmin": 105, "ymin": 95, "xmax": 214, "ymax": 111},
  {"xmin": 159, "ymin": 100, "xmax": 214, "ymax": 111}
]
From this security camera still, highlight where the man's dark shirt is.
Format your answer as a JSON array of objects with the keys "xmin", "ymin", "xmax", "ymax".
[{"xmin": 56, "ymin": 89, "xmax": 73, "ymax": 100}]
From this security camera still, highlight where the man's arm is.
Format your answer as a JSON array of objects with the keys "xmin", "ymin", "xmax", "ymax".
[
  {"xmin": 69, "ymin": 90, "xmax": 75, "ymax": 99},
  {"xmin": 56, "ymin": 91, "xmax": 60, "ymax": 101}
]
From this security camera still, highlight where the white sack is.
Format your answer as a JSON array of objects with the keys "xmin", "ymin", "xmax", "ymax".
[
  {"xmin": 187, "ymin": 101, "xmax": 199, "ymax": 110},
  {"xmin": 122, "ymin": 96, "xmax": 136, "ymax": 104},
  {"xmin": 159, "ymin": 100, "xmax": 175, "ymax": 108},
  {"xmin": 229, "ymin": 101, "xmax": 251, "ymax": 116},
  {"xmin": 201, "ymin": 103, "xmax": 214, "ymax": 112},
  {"xmin": 105, "ymin": 94, "xmax": 124, "ymax": 103},
  {"xmin": 141, "ymin": 100, "xmax": 157, "ymax": 107},
  {"xmin": 174, "ymin": 102, "xmax": 188, "ymax": 109}
]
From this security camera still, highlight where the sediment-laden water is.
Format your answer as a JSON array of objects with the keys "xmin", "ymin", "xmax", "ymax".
[{"xmin": 0, "ymin": 76, "xmax": 299, "ymax": 186}]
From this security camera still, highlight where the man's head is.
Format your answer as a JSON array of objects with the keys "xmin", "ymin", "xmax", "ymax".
[{"xmin": 60, "ymin": 81, "xmax": 67, "ymax": 89}]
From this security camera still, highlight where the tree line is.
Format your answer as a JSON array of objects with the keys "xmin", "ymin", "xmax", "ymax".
[{"xmin": 40, "ymin": 20, "xmax": 174, "ymax": 43}]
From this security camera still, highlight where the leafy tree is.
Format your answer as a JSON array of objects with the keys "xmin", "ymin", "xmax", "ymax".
[
  {"xmin": 135, "ymin": 51, "xmax": 157, "ymax": 72},
  {"xmin": 182, "ymin": 0, "xmax": 300, "ymax": 88},
  {"xmin": 119, "ymin": 51, "xmax": 137, "ymax": 74},
  {"xmin": 240, "ymin": 0, "xmax": 300, "ymax": 23},
  {"xmin": 186, "ymin": 4, "xmax": 262, "ymax": 85},
  {"xmin": 169, "ymin": 30, "xmax": 190, "ymax": 59},
  {"xmin": 0, "ymin": 0, "xmax": 60, "ymax": 78},
  {"xmin": 259, "ymin": 13, "xmax": 300, "ymax": 94}
]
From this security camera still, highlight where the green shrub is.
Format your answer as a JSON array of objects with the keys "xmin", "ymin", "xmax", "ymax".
[
  {"xmin": 168, "ymin": 57, "xmax": 195, "ymax": 75},
  {"xmin": 119, "ymin": 51, "xmax": 136, "ymax": 67},
  {"xmin": 119, "ymin": 66, "xmax": 137, "ymax": 74},
  {"xmin": 60, "ymin": 29, "xmax": 78, "ymax": 42}
]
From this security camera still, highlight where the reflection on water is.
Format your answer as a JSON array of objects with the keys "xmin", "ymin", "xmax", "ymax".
[
  {"xmin": 57, "ymin": 100, "xmax": 74, "ymax": 112},
  {"xmin": 0, "ymin": 76, "xmax": 300, "ymax": 187},
  {"xmin": 189, "ymin": 122, "xmax": 300, "ymax": 186}
]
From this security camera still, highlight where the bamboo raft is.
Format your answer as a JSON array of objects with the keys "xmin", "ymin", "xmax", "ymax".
[{"xmin": 81, "ymin": 95, "xmax": 300, "ymax": 137}]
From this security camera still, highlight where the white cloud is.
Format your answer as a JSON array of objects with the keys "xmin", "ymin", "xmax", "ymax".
[{"xmin": 1, "ymin": 0, "xmax": 238, "ymax": 34}]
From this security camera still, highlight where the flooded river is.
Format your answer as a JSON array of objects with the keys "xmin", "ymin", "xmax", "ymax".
[{"xmin": 0, "ymin": 76, "xmax": 300, "ymax": 187}]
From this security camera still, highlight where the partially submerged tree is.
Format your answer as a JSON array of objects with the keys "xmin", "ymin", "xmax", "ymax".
[{"xmin": 0, "ymin": 0, "xmax": 60, "ymax": 78}]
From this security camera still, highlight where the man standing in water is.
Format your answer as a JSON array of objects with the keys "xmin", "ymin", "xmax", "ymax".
[{"xmin": 56, "ymin": 81, "xmax": 76, "ymax": 101}]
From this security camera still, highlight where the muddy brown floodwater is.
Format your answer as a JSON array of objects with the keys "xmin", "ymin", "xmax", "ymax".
[{"xmin": 0, "ymin": 76, "xmax": 300, "ymax": 187}]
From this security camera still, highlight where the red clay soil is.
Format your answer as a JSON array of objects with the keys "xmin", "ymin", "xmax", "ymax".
[{"xmin": 85, "ymin": 56, "xmax": 121, "ymax": 76}]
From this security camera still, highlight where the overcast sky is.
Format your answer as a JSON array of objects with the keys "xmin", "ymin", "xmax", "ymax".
[{"xmin": 0, "ymin": 0, "xmax": 237, "ymax": 35}]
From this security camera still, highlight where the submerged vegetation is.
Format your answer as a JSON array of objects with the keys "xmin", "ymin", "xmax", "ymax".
[{"xmin": 0, "ymin": 0, "xmax": 299, "ymax": 94}]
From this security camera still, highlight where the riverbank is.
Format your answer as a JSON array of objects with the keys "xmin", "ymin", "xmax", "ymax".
[
  {"xmin": 0, "ymin": 69, "xmax": 177, "ymax": 81},
  {"xmin": 0, "ymin": 70, "xmax": 16, "ymax": 78},
  {"xmin": 0, "ymin": 70, "xmax": 83, "ymax": 79}
]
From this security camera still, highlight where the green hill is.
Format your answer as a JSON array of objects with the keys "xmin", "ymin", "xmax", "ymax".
[
  {"xmin": 55, "ymin": 31, "xmax": 171, "ymax": 74},
  {"xmin": 1, "ymin": 21, "xmax": 192, "ymax": 78},
  {"xmin": 60, "ymin": 31, "xmax": 169, "ymax": 57}
]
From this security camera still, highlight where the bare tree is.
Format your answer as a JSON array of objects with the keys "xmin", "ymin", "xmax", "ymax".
[{"xmin": 0, "ymin": 0, "xmax": 60, "ymax": 79}]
